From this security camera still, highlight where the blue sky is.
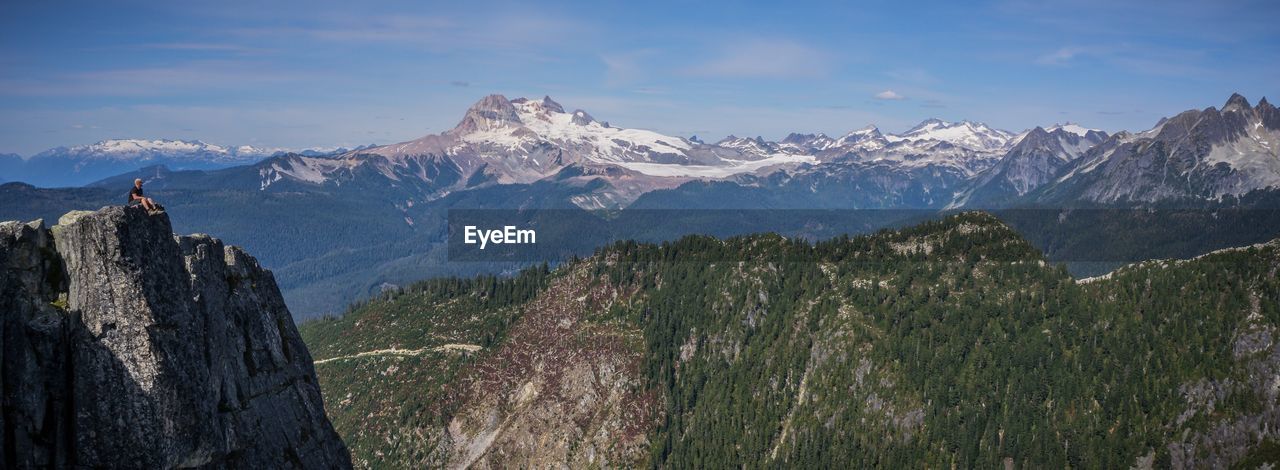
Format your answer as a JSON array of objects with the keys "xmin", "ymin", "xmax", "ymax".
[{"xmin": 1, "ymin": 0, "xmax": 1277, "ymax": 155}]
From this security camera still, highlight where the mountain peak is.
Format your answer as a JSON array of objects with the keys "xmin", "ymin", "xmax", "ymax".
[
  {"xmin": 1224, "ymin": 93, "xmax": 1251, "ymax": 112},
  {"xmin": 781, "ymin": 132, "xmax": 812, "ymax": 143},
  {"xmin": 904, "ymin": 118, "xmax": 995, "ymax": 134},
  {"xmin": 452, "ymin": 94, "xmax": 522, "ymax": 134},
  {"xmin": 1045, "ymin": 122, "xmax": 1103, "ymax": 138},
  {"xmin": 831, "ymin": 125, "xmax": 885, "ymax": 148},
  {"xmin": 570, "ymin": 109, "xmax": 595, "ymax": 126},
  {"xmin": 781, "ymin": 132, "xmax": 829, "ymax": 145},
  {"xmin": 907, "ymin": 118, "xmax": 949, "ymax": 132},
  {"xmin": 541, "ymin": 96, "xmax": 565, "ymax": 113},
  {"xmin": 1011, "ymin": 126, "xmax": 1064, "ymax": 150},
  {"xmin": 900, "ymin": 119, "xmax": 1013, "ymax": 151},
  {"xmin": 470, "ymin": 93, "xmax": 515, "ymax": 111}
]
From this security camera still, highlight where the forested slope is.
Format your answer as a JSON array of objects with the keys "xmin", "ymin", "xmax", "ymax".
[{"xmin": 301, "ymin": 212, "xmax": 1280, "ymax": 468}]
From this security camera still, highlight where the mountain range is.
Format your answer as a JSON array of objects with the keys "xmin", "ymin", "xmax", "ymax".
[
  {"xmin": 0, "ymin": 139, "xmax": 374, "ymax": 187},
  {"xmin": 1033, "ymin": 94, "xmax": 1280, "ymax": 204},
  {"xmin": 1, "ymin": 93, "xmax": 1277, "ymax": 318},
  {"xmin": 9, "ymin": 93, "xmax": 1275, "ymax": 210},
  {"xmin": 243, "ymin": 94, "xmax": 1046, "ymax": 209},
  {"xmin": 204, "ymin": 92, "xmax": 1278, "ymax": 211}
]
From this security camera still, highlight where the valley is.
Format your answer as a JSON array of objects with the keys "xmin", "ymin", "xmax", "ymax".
[{"xmin": 2, "ymin": 93, "xmax": 1278, "ymax": 319}]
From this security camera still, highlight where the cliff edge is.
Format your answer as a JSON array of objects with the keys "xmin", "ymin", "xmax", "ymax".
[{"xmin": 0, "ymin": 206, "xmax": 351, "ymax": 468}]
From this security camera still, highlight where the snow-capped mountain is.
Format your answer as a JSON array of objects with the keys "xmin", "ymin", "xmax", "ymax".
[
  {"xmin": 651, "ymin": 120, "xmax": 1026, "ymax": 211},
  {"xmin": 31, "ymin": 139, "xmax": 277, "ymax": 164},
  {"xmin": 1034, "ymin": 93, "xmax": 1280, "ymax": 205},
  {"xmin": 1008, "ymin": 123, "xmax": 1107, "ymax": 146},
  {"xmin": 258, "ymin": 94, "xmax": 817, "ymax": 196},
  {"xmin": 1045, "ymin": 123, "xmax": 1104, "ymax": 138},
  {"xmin": 732, "ymin": 119, "xmax": 1018, "ymax": 178},
  {"xmin": 5, "ymin": 139, "xmax": 329, "ymax": 187},
  {"xmin": 832, "ymin": 125, "xmax": 887, "ymax": 149},
  {"xmin": 435, "ymin": 95, "xmax": 816, "ymax": 177},
  {"xmin": 715, "ymin": 135, "xmax": 784, "ymax": 157},
  {"xmin": 641, "ymin": 95, "xmax": 1278, "ymax": 211},
  {"xmin": 777, "ymin": 133, "xmax": 835, "ymax": 154},
  {"xmin": 896, "ymin": 119, "xmax": 1017, "ymax": 152}
]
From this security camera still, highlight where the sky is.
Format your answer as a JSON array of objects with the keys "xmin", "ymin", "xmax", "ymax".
[{"xmin": 1, "ymin": 0, "xmax": 1277, "ymax": 155}]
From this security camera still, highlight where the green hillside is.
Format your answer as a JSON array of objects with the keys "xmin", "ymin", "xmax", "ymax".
[{"xmin": 300, "ymin": 212, "xmax": 1280, "ymax": 468}]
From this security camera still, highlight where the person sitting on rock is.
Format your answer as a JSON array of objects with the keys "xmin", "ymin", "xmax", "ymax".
[{"xmin": 128, "ymin": 178, "xmax": 161, "ymax": 214}]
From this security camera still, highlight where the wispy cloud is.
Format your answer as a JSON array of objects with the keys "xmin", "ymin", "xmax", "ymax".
[
  {"xmin": 1034, "ymin": 44, "xmax": 1215, "ymax": 77},
  {"xmin": 874, "ymin": 90, "xmax": 906, "ymax": 100},
  {"xmin": 685, "ymin": 39, "xmax": 830, "ymax": 79},
  {"xmin": 630, "ymin": 87, "xmax": 668, "ymax": 95},
  {"xmin": 1035, "ymin": 46, "xmax": 1086, "ymax": 66},
  {"xmin": 228, "ymin": 13, "xmax": 583, "ymax": 53},
  {"xmin": 139, "ymin": 42, "xmax": 262, "ymax": 54},
  {"xmin": 0, "ymin": 60, "xmax": 300, "ymax": 97}
]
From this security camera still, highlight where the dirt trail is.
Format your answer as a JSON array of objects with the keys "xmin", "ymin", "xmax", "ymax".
[{"xmin": 314, "ymin": 343, "xmax": 482, "ymax": 365}]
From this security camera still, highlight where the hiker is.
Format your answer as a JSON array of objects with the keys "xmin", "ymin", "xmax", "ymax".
[{"xmin": 128, "ymin": 178, "xmax": 161, "ymax": 214}]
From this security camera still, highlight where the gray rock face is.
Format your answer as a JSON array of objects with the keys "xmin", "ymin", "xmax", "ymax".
[
  {"xmin": 956, "ymin": 126, "xmax": 1108, "ymax": 208},
  {"xmin": 451, "ymin": 94, "xmax": 523, "ymax": 134},
  {"xmin": 0, "ymin": 206, "xmax": 350, "ymax": 468},
  {"xmin": 1034, "ymin": 93, "xmax": 1280, "ymax": 205},
  {"xmin": 0, "ymin": 218, "xmax": 72, "ymax": 468}
]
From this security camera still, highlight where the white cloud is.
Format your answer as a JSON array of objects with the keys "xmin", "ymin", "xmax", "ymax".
[
  {"xmin": 685, "ymin": 39, "xmax": 830, "ymax": 79},
  {"xmin": 1036, "ymin": 46, "xmax": 1086, "ymax": 65},
  {"xmin": 874, "ymin": 90, "xmax": 906, "ymax": 100}
]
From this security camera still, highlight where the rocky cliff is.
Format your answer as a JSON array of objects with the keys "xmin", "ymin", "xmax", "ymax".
[{"xmin": 0, "ymin": 206, "xmax": 350, "ymax": 468}]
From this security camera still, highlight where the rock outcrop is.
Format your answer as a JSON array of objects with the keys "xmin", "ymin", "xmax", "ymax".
[{"xmin": 0, "ymin": 206, "xmax": 350, "ymax": 468}]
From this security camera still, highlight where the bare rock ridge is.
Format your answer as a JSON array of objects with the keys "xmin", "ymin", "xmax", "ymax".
[{"xmin": 0, "ymin": 206, "xmax": 351, "ymax": 468}]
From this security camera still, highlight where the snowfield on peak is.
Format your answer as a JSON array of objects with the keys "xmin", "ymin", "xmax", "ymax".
[
  {"xmin": 457, "ymin": 98, "xmax": 692, "ymax": 161},
  {"xmin": 85, "ymin": 139, "xmax": 231, "ymax": 156},
  {"xmin": 29, "ymin": 138, "xmax": 314, "ymax": 163},
  {"xmin": 897, "ymin": 119, "xmax": 1016, "ymax": 152},
  {"xmin": 1045, "ymin": 123, "xmax": 1102, "ymax": 138},
  {"xmin": 353, "ymin": 94, "xmax": 814, "ymax": 184},
  {"xmin": 618, "ymin": 153, "xmax": 817, "ymax": 178},
  {"xmin": 34, "ymin": 139, "xmax": 249, "ymax": 162},
  {"xmin": 515, "ymin": 99, "xmax": 689, "ymax": 155}
]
